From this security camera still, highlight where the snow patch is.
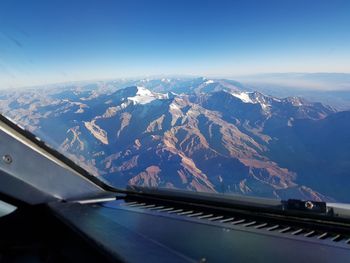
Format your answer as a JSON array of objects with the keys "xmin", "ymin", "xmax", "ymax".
[
  {"xmin": 204, "ymin": 80, "xmax": 214, "ymax": 84},
  {"xmin": 231, "ymin": 92, "xmax": 253, "ymax": 103},
  {"xmin": 230, "ymin": 91, "xmax": 272, "ymax": 110},
  {"xmin": 259, "ymin": 102, "xmax": 270, "ymax": 110},
  {"xmin": 128, "ymin": 86, "xmax": 167, "ymax": 105}
]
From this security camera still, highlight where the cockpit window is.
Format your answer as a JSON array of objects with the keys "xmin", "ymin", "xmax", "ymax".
[{"xmin": 1, "ymin": 0, "xmax": 350, "ymax": 203}]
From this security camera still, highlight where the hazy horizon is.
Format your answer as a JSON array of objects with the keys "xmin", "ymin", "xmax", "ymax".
[{"xmin": 1, "ymin": 72, "xmax": 349, "ymax": 92}]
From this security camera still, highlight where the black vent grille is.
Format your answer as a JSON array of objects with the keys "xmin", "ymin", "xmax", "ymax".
[{"xmin": 120, "ymin": 200, "xmax": 350, "ymax": 247}]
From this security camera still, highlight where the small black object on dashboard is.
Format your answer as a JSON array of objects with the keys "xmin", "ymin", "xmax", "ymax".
[{"xmin": 284, "ymin": 199, "xmax": 327, "ymax": 213}]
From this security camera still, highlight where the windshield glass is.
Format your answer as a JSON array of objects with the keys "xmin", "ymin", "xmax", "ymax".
[{"xmin": 1, "ymin": 0, "xmax": 350, "ymax": 204}]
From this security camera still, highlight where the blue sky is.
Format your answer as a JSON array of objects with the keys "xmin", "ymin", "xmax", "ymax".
[{"xmin": 0, "ymin": 0, "xmax": 349, "ymax": 88}]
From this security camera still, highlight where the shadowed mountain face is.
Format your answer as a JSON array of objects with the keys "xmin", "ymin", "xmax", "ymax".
[{"xmin": 1, "ymin": 78, "xmax": 349, "ymax": 202}]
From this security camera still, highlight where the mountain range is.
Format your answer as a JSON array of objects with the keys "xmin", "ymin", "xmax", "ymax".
[{"xmin": 1, "ymin": 77, "xmax": 349, "ymax": 202}]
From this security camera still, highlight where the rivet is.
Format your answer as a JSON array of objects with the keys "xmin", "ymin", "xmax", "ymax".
[
  {"xmin": 305, "ymin": 201, "xmax": 314, "ymax": 210},
  {"xmin": 2, "ymin": 154, "xmax": 12, "ymax": 164}
]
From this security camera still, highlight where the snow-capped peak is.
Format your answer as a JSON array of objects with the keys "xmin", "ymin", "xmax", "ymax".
[
  {"xmin": 230, "ymin": 91, "xmax": 273, "ymax": 110},
  {"xmin": 288, "ymin": 97, "xmax": 304, "ymax": 106},
  {"xmin": 136, "ymin": 86, "xmax": 153, "ymax": 96},
  {"xmin": 230, "ymin": 92, "xmax": 254, "ymax": 103},
  {"xmin": 127, "ymin": 86, "xmax": 167, "ymax": 105},
  {"xmin": 204, "ymin": 79, "xmax": 215, "ymax": 85},
  {"xmin": 161, "ymin": 78, "xmax": 171, "ymax": 83}
]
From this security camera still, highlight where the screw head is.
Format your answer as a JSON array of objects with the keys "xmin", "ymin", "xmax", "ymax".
[
  {"xmin": 305, "ymin": 201, "xmax": 314, "ymax": 210},
  {"xmin": 2, "ymin": 154, "xmax": 12, "ymax": 164}
]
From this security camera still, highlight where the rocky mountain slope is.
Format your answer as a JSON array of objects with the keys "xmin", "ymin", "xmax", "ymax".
[{"xmin": 1, "ymin": 77, "xmax": 348, "ymax": 202}]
